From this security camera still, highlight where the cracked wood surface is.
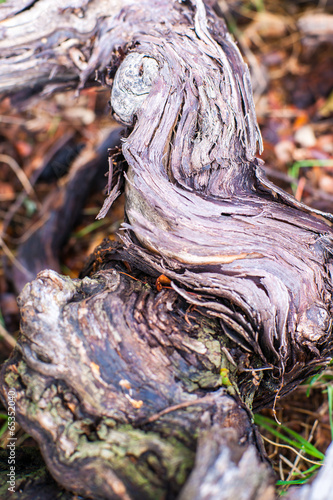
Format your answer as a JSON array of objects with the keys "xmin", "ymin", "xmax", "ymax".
[
  {"xmin": 1, "ymin": 1, "xmax": 333, "ymax": 499},
  {"xmin": 1, "ymin": 265, "xmax": 274, "ymax": 499}
]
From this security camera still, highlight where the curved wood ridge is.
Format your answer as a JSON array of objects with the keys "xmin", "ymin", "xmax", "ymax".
[
  {"xmin": 108, "ymin": 0, "xmax": 333, "ymax": 385},
  {"xmin": 1, "ymin": 267, "xmax": 270, "ymax": 499},
  {"xmin": 1, "ymin": 0, "xmax": 333, "ymax": 498}
]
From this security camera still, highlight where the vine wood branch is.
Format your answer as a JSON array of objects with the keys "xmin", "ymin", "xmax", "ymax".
[{"xmin": 1, "ymin": 1, "xmax": 333, "ymax": 499}]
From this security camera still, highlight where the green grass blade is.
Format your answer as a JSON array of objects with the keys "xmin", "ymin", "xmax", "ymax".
[
  {"xmin": 280, "ymin": 427, "xmax": 325, "ymax": 459},
  {"xmin": 288, "ymin": 159, "xmax": 333, "ymax": 193},
  {"xmin": 305, "ymin": 372, "xmax": 323, "ymax": 396},
  {"xmin": 72, "ymin": 219, "xmax": 109, "ymax": 239},
  {"xmin": 0, "ymin": 414, "xmax": 8, "ymax": 439},
  {"xmin": 254, "ymin": 415, "xmax": 325, "ymax": 460},
  {"xmin": 327, "ymin": 384, "xmax": 333, "ymax": 442},
  {"xmin": 277, "ymin": 479, "xmax": 311, "ymax": 486}
]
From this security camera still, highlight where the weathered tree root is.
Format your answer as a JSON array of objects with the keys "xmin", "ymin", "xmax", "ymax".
[
  {"xmin": 1, "ymin": 0, "xmax": 333, "ymax": 499},
  {"xmin": 1, "ymin": 264, "xmax": 273, "ymax": 499}
]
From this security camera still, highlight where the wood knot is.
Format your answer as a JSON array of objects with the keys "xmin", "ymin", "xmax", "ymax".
[{"xmin": 111, "ymin": 52, "xmax": 159, "ymax": 125}]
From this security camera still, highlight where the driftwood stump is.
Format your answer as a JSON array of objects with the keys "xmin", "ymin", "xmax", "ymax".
[{"xmin": 1, "ymin": 1, "xmax": 333, "ymax": 499}]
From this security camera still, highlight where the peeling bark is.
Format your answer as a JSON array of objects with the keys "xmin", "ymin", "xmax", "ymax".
[
  {"xmin": 1, "ymin": 1, "xmax": 333, "ymax": 499},
  {"xmin": 100, "ymin": 0, "xmax": 333, "ymax": 391},
  {"xmin": 1, "ymin": 265, "xmax": 274, "ymax": 499}
]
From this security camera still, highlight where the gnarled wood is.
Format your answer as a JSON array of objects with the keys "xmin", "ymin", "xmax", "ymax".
[
  {"xmin": 1, "ymin": 264, "xmax": 273, "ymax": 499},
  {"xmin": 1, "ymin": 1, "xmax": 333, "ymax": 499}
]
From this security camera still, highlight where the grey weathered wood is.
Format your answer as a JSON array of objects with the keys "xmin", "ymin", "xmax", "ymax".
[
  {"xmin": 178, "ymin": 411, "xmax": 275, "ymax": 500},
  {"xmin": 107, "ymin": 0, "xmax": 333, "ymax": 397},
  {"xmin": 1, "ymin": 264, "xmax": 274, "ymax": 499},
  {"xmin": 0, "ymin": 0, "xmax": 129, "ymax": 97},
  {"xmin": 1, "ymin": 1, "xmax": 333, "ymax": 499}
]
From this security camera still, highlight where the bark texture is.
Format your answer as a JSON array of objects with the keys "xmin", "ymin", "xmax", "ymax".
[
  {"xmin": 1, "ymin": 0, "xmax": 333, "ymax": 499},
  {"xmin": 1, "ymin": 264, "xmax": 274, "ymax": 499}
]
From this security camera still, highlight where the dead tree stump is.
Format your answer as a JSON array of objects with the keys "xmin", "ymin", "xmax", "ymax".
[{"xmin": 1, "ymin": 1, "xmax": 333, "ymax": 498}]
